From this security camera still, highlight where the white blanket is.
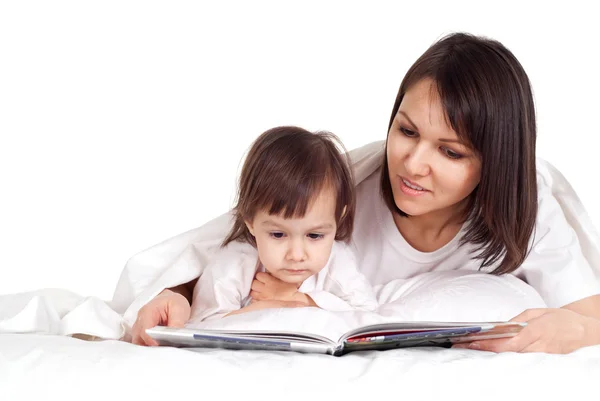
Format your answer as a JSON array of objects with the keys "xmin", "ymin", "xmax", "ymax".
[
  {"xmin": 1, "ymin": 141, "xmax": 600, "ymax": 341},
  {"xmin": 2, "ymin": 333, "xmax": 600, "ymax": 401}
]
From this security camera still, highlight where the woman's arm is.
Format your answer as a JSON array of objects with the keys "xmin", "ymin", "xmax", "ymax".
[
  {"xmin": 165, "ymin": 278, "xmax": 198, "ymax": 304},
  {"xmin": 455, "ymin": 305, "xmax": 600, "ymax": 354},
  {"xmin": 465, "ymin": 168, "xmax": 600, "ymax": 354},
  {"xmin": 455, "ymin": 295, "xmax": 600, "ymax": 353},
  {"xmin": 563, "ymin": 294, "xmax": 600, "ymax": 319}
]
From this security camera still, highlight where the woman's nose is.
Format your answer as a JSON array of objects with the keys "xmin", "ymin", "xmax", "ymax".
[{"xmin": 404, "ymin": 143, "xmax": 431, "ymax": 177}]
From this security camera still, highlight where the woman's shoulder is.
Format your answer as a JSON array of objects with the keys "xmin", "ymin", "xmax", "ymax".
[
  {"xmin": 534, "ymin": 158, "xmax": 589, "ymax": 226},
  {"xmin": 532, "ymin": 158, "xmax": 600, "ymax": 276},
  {"xmin": 535, "ymin": 158, "xmax": 565, "ymax": 195},
  {"xmin": 349, "ymin": 140, "xmax": 385, "ymax": 186},
  {"xmin": 354, "ymin": 168, "xmax": 385, "ymax": 221}
]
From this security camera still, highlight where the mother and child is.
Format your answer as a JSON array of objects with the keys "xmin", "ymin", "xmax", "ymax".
[{"xmin": 128, "ymin": 32, "xmax": 600, "ymax": 354}]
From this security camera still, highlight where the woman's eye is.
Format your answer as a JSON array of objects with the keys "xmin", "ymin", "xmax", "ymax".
[
  {"xmin": 307, "ymin": 233, "xmax": 324, "ymax": 240},
  {"xmin": 442, "ymin": 147, "xmax": 463, "ymax": 159},
  {"xmin": 269, "ymin": 232, "xmax": 285, "ymax": 239},
  {"xmin": 399, "ymin": 127, "xmax": 418, "ymax": 138}
]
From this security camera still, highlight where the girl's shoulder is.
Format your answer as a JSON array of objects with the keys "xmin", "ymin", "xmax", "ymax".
[{"xmin": 209, "ymin": 240, "xmax": 258, "ymax": 266}]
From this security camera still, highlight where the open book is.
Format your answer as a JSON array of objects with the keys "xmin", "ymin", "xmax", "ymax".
[{"xmin": 146, "ymin": 320, "xmax": 524, "ymax": 356}]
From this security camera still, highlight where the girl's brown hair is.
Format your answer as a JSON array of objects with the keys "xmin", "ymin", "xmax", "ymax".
[
  {"xmin": 223, "ymin": 126, "xmax": 355, "ymax": 247},
  {"xmin": 381, "ymin": 32, "xmax": 538, "ymax": 275}
]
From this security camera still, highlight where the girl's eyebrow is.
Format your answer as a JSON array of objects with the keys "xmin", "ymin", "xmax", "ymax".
[
  {"xmin": 307, "ymin": 223, "xmax": 334, "ymax": 231},
  {"xmin": 261, "ymin": 220, "xmax": 284, "ymax": 228},
  {"xmin": 261, "ymin": 220, "xmax": 334, "ymax": 231}
]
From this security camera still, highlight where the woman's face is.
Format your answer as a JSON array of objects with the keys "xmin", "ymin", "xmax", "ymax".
[{"xmin": 386, "ymin": 78, "xmax": 481, "ymax": 219}]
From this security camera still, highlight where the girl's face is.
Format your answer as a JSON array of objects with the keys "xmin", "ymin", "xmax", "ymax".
[
  {"xmin": 386, "ymin": 78, "xmax": 481, "ymax": 220},
  {"xmin": 245, "ymin": 187, "xmax": 337, "ymax": 286}
]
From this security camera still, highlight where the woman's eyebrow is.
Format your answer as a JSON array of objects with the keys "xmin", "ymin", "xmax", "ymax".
[
  {"xmin": 398, "ymin": 110, "xmax": 419, "ymax": 131},
  {"xmin": 439, "ymin": 138, "xmax": 462, "ymax": 144},
  {"xmin": 399, "ymin": 110, "xmax": 466, "ymax": 145}
]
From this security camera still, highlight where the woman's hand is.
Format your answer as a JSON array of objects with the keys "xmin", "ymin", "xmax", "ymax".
[
  {"xmin": 130, "ymin": 289, "xmax": 192, "ymax": 346},
  {"xmin": 250, "ymin": 272, "xmax": 317, "ymax": 306},
  {"xmin": 454, "ymin": 308, "xmax": 600, "ymax": 354}
]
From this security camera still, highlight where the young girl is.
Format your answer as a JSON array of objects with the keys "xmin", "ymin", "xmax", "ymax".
[{"xmin": 188, "ymin": 126, "xmax": 377, "ymax": 322}]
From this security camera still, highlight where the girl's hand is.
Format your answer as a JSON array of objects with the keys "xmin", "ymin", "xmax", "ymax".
[
  {"xmin": 250, "ymin": 272, "xmax": 300, "ymax": 302},
  {"xmin": 454, "ymin": 308, "xmax": 600, "ymax": 353},
  {"xmin": 250, "ymin": 272, "xmax": 316, "ymax": 306}
]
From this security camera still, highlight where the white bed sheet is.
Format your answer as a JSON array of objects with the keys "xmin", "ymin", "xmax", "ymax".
[{"xmin": 2, "ymin": 333, "xmax": 600, "ymax": 401}]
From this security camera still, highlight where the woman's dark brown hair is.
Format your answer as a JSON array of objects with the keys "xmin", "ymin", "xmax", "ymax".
[
  {"xmin": 223, "ymin": 126, "xmax": 356, "ymax": 247},
  {"xmin": 381, "ymin": 32, "xmax": 538, "ymax": 275}
]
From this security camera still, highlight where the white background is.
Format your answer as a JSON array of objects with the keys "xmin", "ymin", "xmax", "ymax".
[{"xmin": 1, "ymin": 1, "xmax": 599, "ymax": 300}]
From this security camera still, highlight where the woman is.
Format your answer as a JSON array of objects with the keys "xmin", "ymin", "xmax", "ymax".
[{"xmin": 128, "ymin": 32, "xmax": 600, "ymax": 353}]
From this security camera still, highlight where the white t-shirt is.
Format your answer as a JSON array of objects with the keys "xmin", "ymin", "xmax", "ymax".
[
  {"xmin": 189, "ymin": 240, "xmax": 378, "ymax": 322},
  {"xmin": 351, "ymin": 168, "xmax": 600, "ymax": 308}
]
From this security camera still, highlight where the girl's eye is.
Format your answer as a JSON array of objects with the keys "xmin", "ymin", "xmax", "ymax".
[
  {"xmin": 442, "ymin": 147, "xmax": 463, "ymax": 160},
  {"xmin": 399, "ymin": 127, "xmax": 418, "ymax": 138},
  {"xmin": 307, "ymin": 233, "xmax": 324, "ymax": 240},
  {"xmin": 269, "ymin": 232, "xmax": 285, "ymax": 239}
]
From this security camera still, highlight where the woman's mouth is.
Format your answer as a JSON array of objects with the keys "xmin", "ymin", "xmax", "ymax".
[{"xmin": 399, "ymin": 176, "xmax": 428, "ymax": 196}]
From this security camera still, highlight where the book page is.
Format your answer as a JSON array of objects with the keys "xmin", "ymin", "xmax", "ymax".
[
  {"xmin": 185, "ymin": 307, "xmax": 385, "ymax": 344},
  {"xmin": 340, "ymin": 322, "xmax": 526, "ymax": 347},
  {"xmin": 340, "ymin": 321, "xmax": 505, "ymax": 340}
]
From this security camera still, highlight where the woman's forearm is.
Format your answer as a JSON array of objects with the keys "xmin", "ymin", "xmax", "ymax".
[
  {"xmin": 562, "ymin": 294, "xmax": 600, "ymax": 320},
  {"xmin": 562, "ymin": 294, "xmax": 600, "ymax": 346},
  {"xmin": 163, "ymin": 278, "xmax": 198, "ymax": 304}
]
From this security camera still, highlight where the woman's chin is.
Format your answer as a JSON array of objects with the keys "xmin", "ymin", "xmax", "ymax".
[{"xmin": 394, "ymin": 200, "xmax": 427, "ymax": 217}]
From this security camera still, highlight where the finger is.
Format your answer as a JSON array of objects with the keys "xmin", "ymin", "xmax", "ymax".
[
  {"xmin": 250, "ymin": 290, "xmax": 266, "ymax": 300},
  {"xmin": 166, "ymin": 306, "xmax": 189, "ymax": 328},
  {"xmin": 259, "ymin": 272, "xmax": 280, "ymax": 284},
  {"xmin": 474, "ymin": 326, "xmax": 540, "ymax": 353},
  {"xmin": 131, "ymin": 328, "xmax": 143, "ymax": 345},
  {"xmin": 130, "ymin": 314, "xmax": 145, "ymax": 345},
  {"xmin": 510, "ymin": 308, "xmax": 549, "ymax": 323},
  {"xmin": 139, "ymin": 327, "xmax": 159, "ymax": 346},
  {"xmin": 251, "ymin": 280, "xmax": 265, "ymax": 292},
  {"xmin": 255, "ymin": 272, "xmax": 272, "ymax": 283},
  {"xmin": 455, "ymin": 338, "xmax": 511, "ymax": 352},
  {"xmin": 520, "ymin": 340, "xmax": 548, "ymax": 353},
  {"xmin": 132, "ymin": 317, "xmax": 158, "ymax": 346}
]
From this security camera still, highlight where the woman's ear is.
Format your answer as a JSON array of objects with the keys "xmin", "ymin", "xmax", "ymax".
[{"xmin": 245, "ymin": 220, "xmax": 255, "ymax": 236}]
